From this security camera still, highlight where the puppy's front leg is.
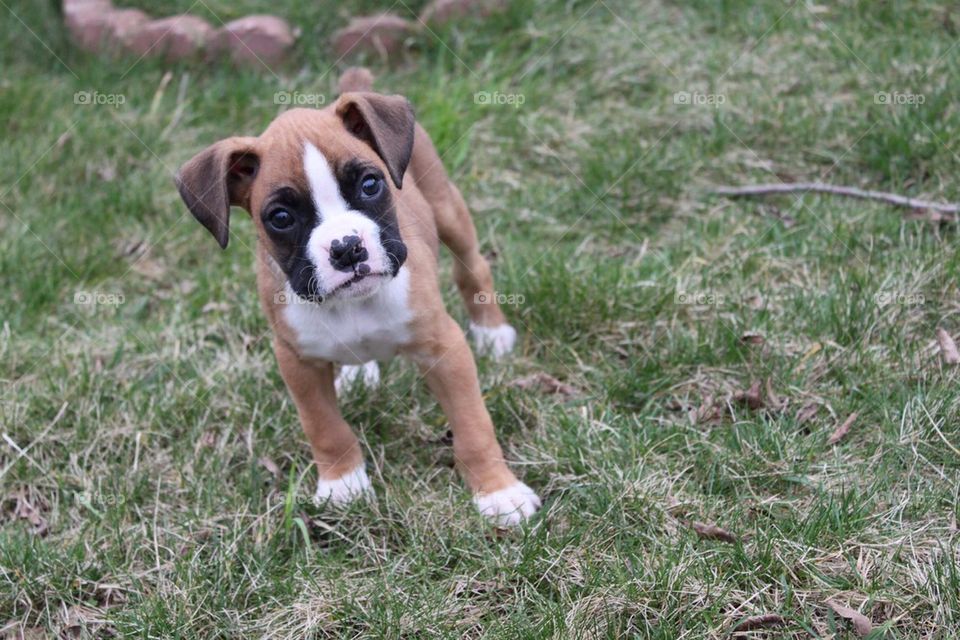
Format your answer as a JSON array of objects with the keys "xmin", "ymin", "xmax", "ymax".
[
  {"xmin": 274, "ymin": 339, "xmax": 372, "ymax": 505},
  {"xmin": 412, "ymin": 317, "xmax": 540, "ymax": 525}
]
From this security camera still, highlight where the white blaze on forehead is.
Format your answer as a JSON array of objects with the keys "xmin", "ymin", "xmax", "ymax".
[
  {"xmin": 303, "ymin": 142, "xmax": 350, "ymax": 220},
  {"xmin": 301, "ymin": 141, "xmax": 390, "ymax": 294}
]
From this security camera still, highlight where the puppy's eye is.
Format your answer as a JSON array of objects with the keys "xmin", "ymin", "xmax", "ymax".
[
  {"xmin": 267, "ymin": 209, "xmax": 295, "ymax": 231},
  {"xmin": 360, "ymin": 175, "xmax": 382, "ymax": 198}
]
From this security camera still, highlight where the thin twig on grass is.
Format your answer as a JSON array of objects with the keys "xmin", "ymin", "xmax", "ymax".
[
  {"xmin": 690, "ymin": 521, "xmax": 738, "ymax": 543},
  {"xmin": 731, "ymin": 613, "xmax": 786, "ymax": 633},
  {"xmin": 828, "ymin": 412, "xmax": 859, "ymax": 445},
  {"xmin": 712, "ymin": 182, "xmax": 960, "ymax": 215}
]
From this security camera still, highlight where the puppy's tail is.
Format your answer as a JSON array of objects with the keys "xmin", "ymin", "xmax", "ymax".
[{"xmin": 338, "ymin": 67, "xmax": 375, "ymax": 93}]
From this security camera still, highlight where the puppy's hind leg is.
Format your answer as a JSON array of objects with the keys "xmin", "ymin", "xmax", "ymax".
[{"xmin": 436, "ymin": 183, "xmax": 517, "ymax": 359}]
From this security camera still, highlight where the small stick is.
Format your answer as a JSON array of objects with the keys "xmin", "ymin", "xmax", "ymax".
[
  {"xmin": 827, "ymin": 412, "xmax": 858, "ymax": 445},
  {"xmin": 712, "ymin": 182, "xmax": 960, "ymax": 214}
]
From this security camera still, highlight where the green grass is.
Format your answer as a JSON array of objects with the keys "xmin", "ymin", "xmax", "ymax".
[{"xmin": 3, "ymin": 0, "xmax": 960, "ymax": 636}]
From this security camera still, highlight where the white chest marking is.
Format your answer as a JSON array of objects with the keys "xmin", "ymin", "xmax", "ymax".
[{"xmin": 282, "ymin": 268, "xmax": 413, "ymax": 364}]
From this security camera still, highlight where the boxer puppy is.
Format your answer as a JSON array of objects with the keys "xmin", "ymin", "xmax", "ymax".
[{"xmin": 175, "ymin": 69, "xmax": 540, "ymax": 525}]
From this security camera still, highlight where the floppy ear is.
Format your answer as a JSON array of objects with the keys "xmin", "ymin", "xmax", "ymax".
[
  {"xmin": 336, "ymin": 92, "xmax": 415, "ymax": 189},
  {"xmin": 174, "ymin": 136, "xmax": 259, "ymax": 249}
]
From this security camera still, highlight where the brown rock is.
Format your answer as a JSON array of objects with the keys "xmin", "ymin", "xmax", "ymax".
[
  {"xmin": 331, "ymin": 13, "xmax": 415, "ymax": 59},
  {"xmin": 66, "ymin": 7, "xmax": 111, "ymax": 53},
  {"xmin": 122, "ymin": 15, "xmax": 213, "ymax": 61},
  {"xmin": 63, "ymin": 0, "xmax": 111, "ymax": 13},
  {"xmin": 338, "ymin": 66, "xmax": 374, "ymax": 93},
  {"xmin": 421, "ymin": 0, "xmax": 507, "ymax": 25},
  {"xmin": 63, "ymin": 0, "xmax": 125, "ymax": 51},
  {"xmin": 104, "ymin": 9, "xmax": 151, "ymax": 45},
  {"xmin": 209, "ymin": 15, "xmax": 295, "ymax": 66}
]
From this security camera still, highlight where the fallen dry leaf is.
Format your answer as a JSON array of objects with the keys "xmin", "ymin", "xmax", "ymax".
[
  {"xmin": 795, "ymin": 402, "xmax": 819, "ymax": 424},
  {"xmin": 201, "ymin": 301, "xmax": 231, "ymax": 314},
  {"xmin": 828, "ymin": 412, "xmax": 858, "ymax": 445},
  {"xmin": 827, "ymin": 601, "xmax": 873, "ymax": 636},
  {"xmin": 690, "ymin": 520, "xmax": 738, "ymax": 543},
  {"xmin": 797, "ymin": 342, "xmax": 822, "ymax": 367},
  {"xmin": 92, "ymin": 582, "xmax": 128, "ymax": 607},
  {"xmin": 936, "ymin": 328, "xmax": 960, "ymax": 365},
  {"xmin": 131, "ymin": 257, "xmax": 166, "ymax": 281},
  {"xmin": 665, "ymin": 399, "xmax": 687, "ymax": 412},
  {"xmin": 733, "ymin": 380, "xmax": 764, "ymax": 410},
  {"xmin": 6, "ymin": 488, "xmax": 50, "ymax": 536},
  {"xmin": 693, "ymin": 395, "xmax": 723, "ymax": 424},
  {"xmin": 56, "ymin": 131, "xmax": 74, "ymax": 149},
  {"xmin": 765, "ymin": 377, "xmax": 786, "ymax": 410},
  {"xmin": 258, "ymin": 456, "xmax": 280, "ymax": 478},
  {"xmin": 2, "ymin": 625, "xmax": 48, "ymax": 640},
  {"xmin": 489, "ymin": 525, "xmax": 514, "ymax": 540},
  {"xmin": 740, "ymin": 332, "xmax": 765, "ymax": 345},
  {"xmin": 761, "ymin": 203, "xmax": 797, "ymax": 228},
  {"xmin": 118, "ymin": 239, "xmax": 145, "ymax": 258},
  {"xmin": 60, "ymin": 604, "xmax": 111, "ymax": 638},
  {"xmin": 96, "ymin": 163, "xmax": 116, "ymax": 182},
  {"xmin": 731, "ymin": 613, "xmax": 786, "ymax": 632},
  {"xmin": 177, "ymin": 279, "xmax": 198, "ymax": 296},
  {"xmin": 905, "ymin": 208, "xmax": 956, "ymax": 224},
  {"xmin": 197, "ymin": 430, "xmax": 217, "ymax": 449},
  {"xmin": 509, "ymin": 372, "xmax": 578, "ymax": 396}
]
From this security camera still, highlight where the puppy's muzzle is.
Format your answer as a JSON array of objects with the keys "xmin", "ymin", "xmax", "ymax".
[{"xmin": 329, "ymin": 234, "xmax": 369, "ymax": 272}]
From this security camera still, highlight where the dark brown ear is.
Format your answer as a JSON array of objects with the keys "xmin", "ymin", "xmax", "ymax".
[
  {"xmin": 336, "ymin": 92, "xmax": 415, "ymax": 189},
  {"xmin": 174, "ymin": 137, "xmax": 259, "ymax": 249}
]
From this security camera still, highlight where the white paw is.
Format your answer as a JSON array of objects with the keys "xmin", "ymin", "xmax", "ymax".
[
  {"xmin": 473, "ymin": 481, "xmax": 541, "ymax": 526},
  {"xmin": 335, "ymin": 361, "xmax": 380, "ymax": 395},
  {"xmin": 314, "ymin": 464, "xmax": 373, "ymax": 506},
  {"xmin": 469, "ymin": 323, "xmax": 517, "ymax": 360}
]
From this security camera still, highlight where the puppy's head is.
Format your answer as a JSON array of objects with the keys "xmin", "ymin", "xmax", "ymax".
[{"xmin": 175, "ymin": 92, "xmax": 414, "ymax": 304}]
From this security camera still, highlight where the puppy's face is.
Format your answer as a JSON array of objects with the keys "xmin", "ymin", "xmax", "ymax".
[
  {"xmin": 175, "ymin": 94, "xmax": 415, "ymax": 304},
  {"xmin": 253, "ymin": 124, "xmax": 408, "ymax": 303}
]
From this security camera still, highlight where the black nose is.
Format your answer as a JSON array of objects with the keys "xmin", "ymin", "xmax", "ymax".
[{"xmin": 329, "ymin": 234, "xmax": 369, "ymax": 271}]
